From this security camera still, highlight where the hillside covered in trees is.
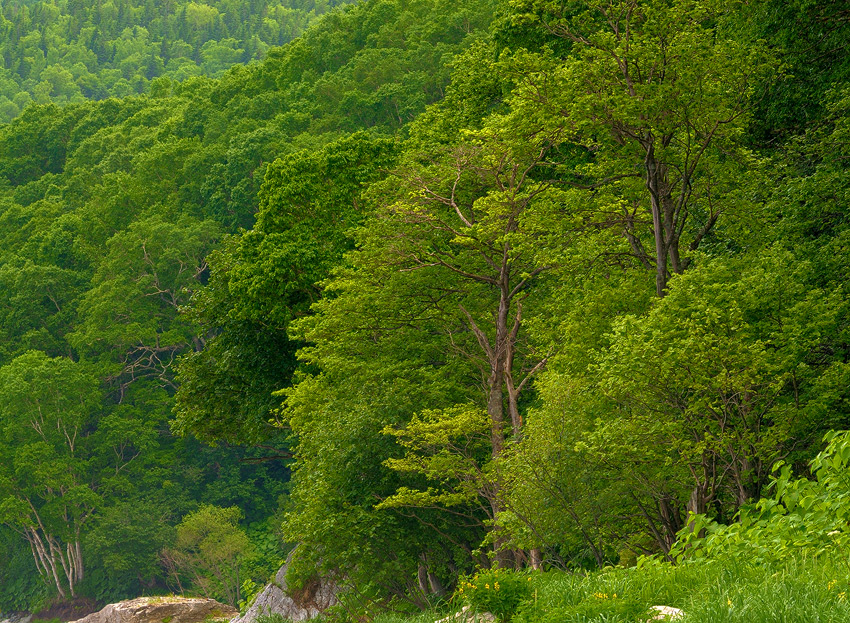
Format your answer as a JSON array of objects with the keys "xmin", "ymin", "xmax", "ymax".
[
  {"xmin": 0, "ymin": 0, "xmax": 849, "ymax": 620},
  {"xmin": 0, "ymin": 0, "xmax": 356, "ymax": 123}
]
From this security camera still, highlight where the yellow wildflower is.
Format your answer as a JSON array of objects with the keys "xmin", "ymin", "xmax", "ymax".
[
  {"xmin": 485, "ymin": 584, "xmax": 490, "ymax": 589},
  {"xmin": 829, "ymin": 579, "xmax": 838, "ymax": 590},
  {"xmin": 494, "ymin": 582, "xmax": 500, "ymax": 590}
]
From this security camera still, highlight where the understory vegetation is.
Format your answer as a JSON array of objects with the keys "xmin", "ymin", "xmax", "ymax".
[
  {"xmin": 367, "ymin": 431, "xmax": 850, "ymax": 622},
  {"xmin": 370, "ymin": 558, "xmax": 850, "ymax": 623},
  {"xmin": 0, "ymin": 0, "xmax": 848, "ymax": 619}
]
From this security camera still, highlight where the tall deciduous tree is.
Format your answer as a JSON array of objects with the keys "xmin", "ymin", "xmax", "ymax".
[
  {"xmin": 281, "ymin": 123, "xmax": 567, "ymax": 575},
  {"xmin": 509, "ymin": 0, "xmax": 775, "ymax": 295},
  {"xmin": 69, "ymin": 214, "xmax": 220, "ymax": 400},
  {"xmin": 0, "ymin": 351, "xmax": 101, "ymax": 598},
  {"xmin": 372, "ymin": 126, "xmax": 560, "ymax": 458}
]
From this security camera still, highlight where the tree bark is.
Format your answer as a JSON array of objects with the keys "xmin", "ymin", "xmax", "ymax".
[
  {"xmin": 486, "ymin": 365, "xmax": 506, "ymax": 458},
  {"xmin": 644, "ymin": 142, "xmax": 669, "ymax": 297},
  {"xmin": 417, "ymin": 562, "xmax": 429, "ymax": 595},
  {"xmin": 427, "ymin": 571, "xmax": 445, "ymax": 596},
  {"xmin": 29, "ymin": 529, "xmax": 66, "ymax": 598}
]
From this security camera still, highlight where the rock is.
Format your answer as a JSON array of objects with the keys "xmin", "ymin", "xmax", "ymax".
[
  {"xmin": 434, "ymin": 606, "xmax": 496, "ymax": 623},
  {"xmin": 0, "ymin": 614, "xmax": 32, "ymax": 623},
  {"xmin": 647, "ymin": 605, "xmax": 684, "ymax": 621},
  {"xmin": 230, "ymin": 551, "xmax": 337, "ymax": 623},
  {"xmin": 68, "ymin": 596, "xmax": 237, "ymax": 623}
]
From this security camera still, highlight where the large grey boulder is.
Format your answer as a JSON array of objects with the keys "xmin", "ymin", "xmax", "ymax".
[
  {"xmin": 68, "ymin": 596, "xmax": 237, "ymax": 623},
  {"xmin": 231, "ymin": 554, "xmax": 337, "ymax": 623}
]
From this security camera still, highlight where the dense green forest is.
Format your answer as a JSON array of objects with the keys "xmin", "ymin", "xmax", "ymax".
[
  {"xmin": 0, "ymin": 0, "xmax": 849, "ymax": 619},
  {"xmin": 0, "ymin": 0, "xmax": 355, "ymax": 123},
  {"xmin": 0, "ymin": 0, "xmax": 495, "ymax": 609}
]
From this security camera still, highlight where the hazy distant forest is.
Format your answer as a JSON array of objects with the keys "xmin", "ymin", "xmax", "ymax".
[
  {"xmin": 0, "ymin": 0, "xmax": 848, "ymax": 618},
  {"xmin": 0, "ymin": 0, "xmax": 353, "ymax": 123}
]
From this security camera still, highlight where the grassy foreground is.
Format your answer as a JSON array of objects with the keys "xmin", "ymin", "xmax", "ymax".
[{"xmin": 365, "ymin": 555, "xmax": 850, "ymax": 623}]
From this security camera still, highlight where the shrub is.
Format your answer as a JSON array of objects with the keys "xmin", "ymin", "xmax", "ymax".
[
  {"xmin": 672, "ymin": 430, "xmax": 850, "ymax": 565},
  {"xmin": 456, "ymin": 569, "xmax": 533, "ymax": 622}
]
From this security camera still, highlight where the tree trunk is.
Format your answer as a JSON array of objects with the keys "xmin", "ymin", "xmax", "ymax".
[
  {"xmin": 29, "ymin": 529, "xmax": 66, "ymax": 598},
  {"xmin": 656, "ymin": 496, "xmax": 683, "ymax": 553},
  {"xmin": 486, "ymin": 365, "xmax": 505, "ymax": 458},
  {"xmin": 644, "ymin": 143, "xmax": 669, "ymax": 297},
  {"xmin": 687, "ymin": 484, "xmax": 707, "ymax": 517},
  {"xmin": 75, "ymin": 539, "xmax": 84, "ymax": 583},
  {"xmin": 504, "ymin": 370, "xmax": 522, "ymax": 437},
  {"xmin": 427, "ymin": 571, "xmax": 445, "ymax": 597},
  {"xmin": 417, "ymin": 562, "xmax": 429, "ymax": 595}
]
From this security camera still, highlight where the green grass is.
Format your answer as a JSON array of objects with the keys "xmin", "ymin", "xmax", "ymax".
[
  {"xmin": 372, "ymin": 555, "xmax": 850, "ymax": 623},
  {"xmin": 513, "ymin": 557, "xmax": 850, "ymax": 622},
  {"xmin": 372, "ymin": 609, "xmax": 455, "ymax": 623}
]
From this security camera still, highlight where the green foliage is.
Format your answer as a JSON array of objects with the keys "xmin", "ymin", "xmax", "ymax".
[
  {"xmin": 238, "ymin": 577, "xmax": 262, "ymax": 614},
  {"xmin": 498, "ymin": 380, "xmax": 642, "ymax": 568},
  {"xmin": 278, "ymin": 110, "xmax": 570, "ymax": 592},
  {"xmin": 257, "ymin": 0, "xmax": 849, "ymax": 606},
  {"xmin": 593, "ymin": 249, "xmax": 846, "ymax": 514},
  {"xmin": 504, "ymin": 239, "xmax": 849, "ymax": 562},
  {"xmin": 457, "ymin": 569, "xmax": 533, "ymax": 622},
  {"xmin": 505, "ymin": 0, "xmax": 776, "ymax": 297},
  {"xmin": 69, "ymin": 214, "xmax": 221, "ymax": 390},
  {"xmin": 0, "ymin": 0, "xmax": 848, "ymax": 612},
  {"xmin": 165, "ymin": 505, "xmax": 254, "ymax": 606},
  {"xmin": 0, "ymin": 0, "xmax": 354, "ymax": 123},
  {"xmin": 0, "ymin": 351, "xmax": 102, "ymax": 597},
  {"xmin": 84, "ymin": 499, "xmax": 176, "ymax": 599},
  {"xmin": 0, "ymin": 0, "xmax": 497, "ymax": 606},
  {"xmin": 673, "ymin": 430, "xmax": 850, "ymax": 566},
  {"xmin": 0, "ymin": 527, "xmax": 48, "ymax": 612},
  {"xmin": 173, "ymin": 132, "xmax": 398, "ymax": 444},
  {"xmin": 379, "ymin": 405, "xmax": 492, "ymax": 510},
  {"xmin": 740, "ymin": 0, "xmax": 850, "ymax": 144}
]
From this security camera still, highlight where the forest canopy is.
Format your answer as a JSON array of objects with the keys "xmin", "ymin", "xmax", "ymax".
[{"xmin": 0, "ymin": 0, "xmax": 355, "ymax": 123}]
